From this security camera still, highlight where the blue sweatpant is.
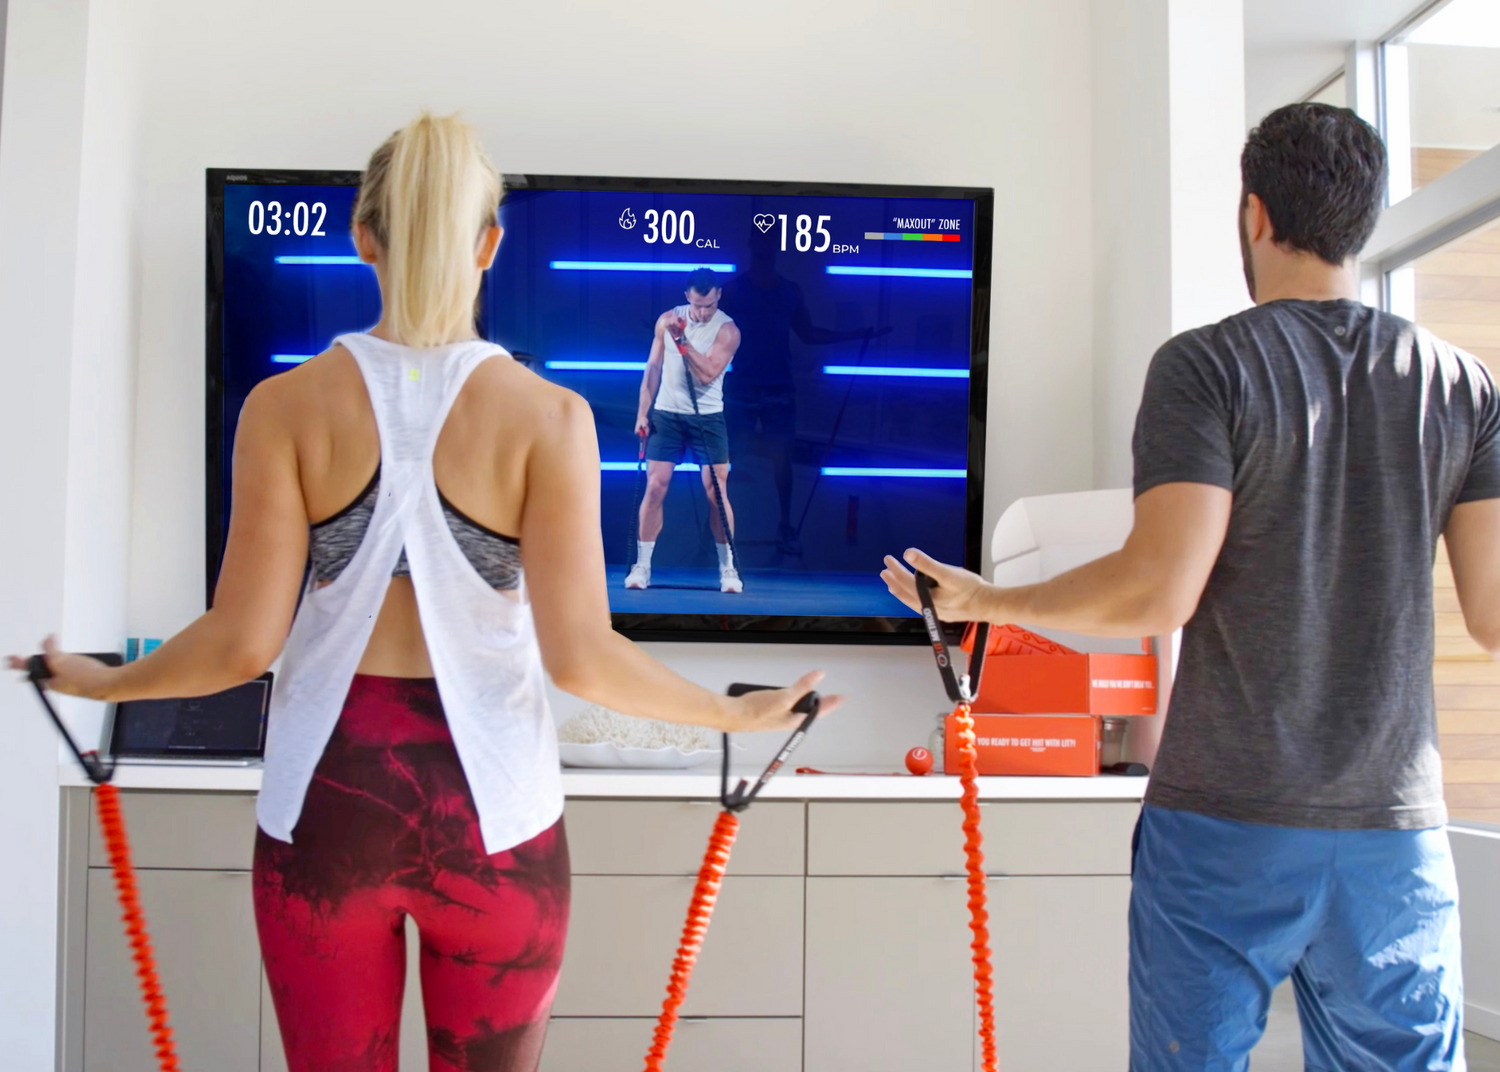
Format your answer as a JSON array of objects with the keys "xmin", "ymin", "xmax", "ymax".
[{"xmin": 1129, "ymin": 804, "xmax": 1465, "ymax": 1072}]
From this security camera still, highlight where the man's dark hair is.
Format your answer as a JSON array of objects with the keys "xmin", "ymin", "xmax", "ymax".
[
  {"xmin": 1241, "ymin": 102, "xmax": 1387, "ymax": 265},
  {"xmin": 686, "ymin": 267, "xmax": 720, "ymax": 295}
]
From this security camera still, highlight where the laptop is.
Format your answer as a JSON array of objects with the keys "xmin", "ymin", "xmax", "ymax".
[{"xmin": 104, "ymin": 673, "xmax": 272, "ymax": 766}]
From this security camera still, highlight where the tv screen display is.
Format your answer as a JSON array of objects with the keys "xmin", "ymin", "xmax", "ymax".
[{"xmin": 207, "ymin": 171, "xmax": 991, "ymax": 642}]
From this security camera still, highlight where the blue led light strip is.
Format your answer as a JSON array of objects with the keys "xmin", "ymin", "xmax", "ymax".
[
  {"xmin": 602, "ymin": 461, "xmax": 702, "ymax": 472},
  {"xmin": 274, "ymin": 256, "xmax": 365, "ymax": 265},
  {"xmin": 546, "ymin": 360, "xmax": 649, "ymax": 371},
  {"xmin": 823, "ymin": 365, "xmax": 968, "ymax": 379},
  {"xmin": 820, "ymin": 467, "xmax": 966, "ymax": 478},
  {"xmin": 549, "ymin": 260, "xmax": 737, "ymax": 273},
  {"xmin": 271, "ymin": 354, "xmax": 316, "ymax": 364},
  {"xmin": 825, "ymin": 266, "xmax": 972, "ymax": 279}
]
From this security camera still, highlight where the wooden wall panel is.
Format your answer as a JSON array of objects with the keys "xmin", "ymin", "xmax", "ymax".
[
  {"xmin": 1413, "ymin": 147, "xmax": 1480, "ymax": 190},
  {"xmin": 1416, "ymin": 158, "xmax": 1500, "ymax": 823}
]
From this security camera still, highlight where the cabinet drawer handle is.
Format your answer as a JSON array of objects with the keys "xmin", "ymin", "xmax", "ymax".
[
  {"xmin": 942, "ymin": 873, "xmax": 1009, "ymax": 880},
  {"xmin": 681, "ymin": 1017, "xmax": 709, "ymax": 1024}
]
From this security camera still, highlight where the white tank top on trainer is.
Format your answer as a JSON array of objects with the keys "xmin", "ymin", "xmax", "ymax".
[
  {"xmin": 256, "ymin": 332, "xmax": 562, "ymax": 855},
  {"xmin": 654, "ymin": 304, "xmax": 733, "ymax": 415}
]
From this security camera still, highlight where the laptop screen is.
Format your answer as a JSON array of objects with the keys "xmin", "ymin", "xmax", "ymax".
[{"xmin": 109, "ymin": 675, "xmax": 271, "ymax": 759}]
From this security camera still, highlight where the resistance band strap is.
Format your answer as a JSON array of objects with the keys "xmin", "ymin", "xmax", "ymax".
[
  {"xmin": 721, "ymin": 685, "xmax": 821, "ymax": 811},
  {"xmin": 914, "ymin": 573, "xmax": 990, "ymax": 705},
  {"xmin": 26, "ymin": 656, "xmax": 115, "ymax": 785}
]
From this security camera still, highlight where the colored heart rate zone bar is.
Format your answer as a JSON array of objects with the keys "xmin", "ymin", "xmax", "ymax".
[{"xmin": 864, "ymin": 232, "xmax": 961, "ymax": 242}]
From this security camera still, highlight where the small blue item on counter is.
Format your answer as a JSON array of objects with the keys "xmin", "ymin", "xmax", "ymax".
[
  {"xmin": 125, "ymin": 638, "xmax": 139, "ymax": 662},
  {"xmin": 142, "ymin": 638, "xmax": 162, "ymax": 656}
]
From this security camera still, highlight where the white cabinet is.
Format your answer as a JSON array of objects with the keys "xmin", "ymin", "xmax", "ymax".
[
  {"xmin": 988, "ymin": 876, "xmax": 1130, "ymax": 1072},
  {"xmin": 65, "ymin": 791, "xmax": 1137, "ymax": 1072},
  {"xmin": 83, "ymin": 869, "xmax": 261, "ymax": 1072},
  {"xmin": 805, "ymin": 877, "xmax": 976, "ymax": 1072},
  {"xmin": 804, "ymin": 803, "xmax": 1134, "ymax": 1072},
  {"xmin": 565, "ymin": 800, "xmax": 804, "ymax": 875},
  {"xmin": 554, "ymin": 875, "xmax": 804, "ymax": 1017},
  {"xmin": 542, "ymin": 1017, "xmax": 802, "ymax": 1072}
]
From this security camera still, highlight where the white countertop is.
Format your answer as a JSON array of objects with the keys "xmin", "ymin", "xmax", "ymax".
[{"xmin": 59, "ymin": 761, "xmax": 1147, "ymax": 801}]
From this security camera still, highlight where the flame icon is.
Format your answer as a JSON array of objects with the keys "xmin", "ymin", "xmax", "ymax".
[{"xmin": 619, "ymin": 208, "xmax": 637, "ymax": 230}]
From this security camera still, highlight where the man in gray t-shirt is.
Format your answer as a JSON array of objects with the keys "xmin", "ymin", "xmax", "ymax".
[
  {"xmin": 883, "ymin": 103, "xmax": 1499, "ymax": 1071},
  {"xmin": 1137, "ymin": 300, "xmax": 1500, "ymax": 831}
]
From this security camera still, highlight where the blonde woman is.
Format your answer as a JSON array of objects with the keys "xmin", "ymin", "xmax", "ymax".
[{"xmin": 15, "ymin": 114, "xmax": 836, "ymax": 1071}]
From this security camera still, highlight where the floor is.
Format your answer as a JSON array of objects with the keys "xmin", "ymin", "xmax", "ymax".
[{"xmin": 1250, "ymin": 981, "xmax": 1500, "ymax": 1071}]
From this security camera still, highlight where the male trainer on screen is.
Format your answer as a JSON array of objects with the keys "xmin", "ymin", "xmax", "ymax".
[
  {"xmin": 722, "ymin": 227, "xmax": 890, "ymax": 554},
  {"xmin": 884, "ymin": 103, "xmax": 1499, "ymax": 1070},
  {"xmin": 627, "ymin": 267, "xmax": 744, "ymax": 593}
]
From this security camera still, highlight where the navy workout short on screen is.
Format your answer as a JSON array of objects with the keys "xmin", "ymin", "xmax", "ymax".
[{"xmin": 646, "ymin": 409, "xmax": 730, "ymax": 467}]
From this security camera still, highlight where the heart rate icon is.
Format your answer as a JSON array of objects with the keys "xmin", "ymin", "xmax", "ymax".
[{"xmin": 753, "ymin": 213, "xmax": 775, "ymax": 234}]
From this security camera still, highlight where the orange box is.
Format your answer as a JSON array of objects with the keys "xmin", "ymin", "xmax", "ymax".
[
  {"xmin": 962, "ymin": 625, "xmax": 1157, "ymax": 715},
  {"xmin": 944, "ymin": 714, "xmax": 1099, "ymax": 777}
]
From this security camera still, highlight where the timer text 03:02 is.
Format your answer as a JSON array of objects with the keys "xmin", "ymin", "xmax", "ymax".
[{"xmin": 247, "ymin": 200, "xmax": 328, "ymax": 237}]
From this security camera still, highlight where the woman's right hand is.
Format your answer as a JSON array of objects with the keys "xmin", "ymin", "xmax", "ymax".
[{"xmin": 717, "ymin": 671, "xmax": 841, "ymax": 733}]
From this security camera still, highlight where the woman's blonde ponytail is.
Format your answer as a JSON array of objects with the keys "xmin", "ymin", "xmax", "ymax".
[{"xmin": 352, "ymin": 113, "xmax": 500, "ymax": 348}]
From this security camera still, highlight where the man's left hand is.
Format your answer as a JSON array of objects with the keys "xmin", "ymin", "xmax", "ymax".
[{"xmin": 881, "ymin": 549, "xmax": 989, "ymax": 621}]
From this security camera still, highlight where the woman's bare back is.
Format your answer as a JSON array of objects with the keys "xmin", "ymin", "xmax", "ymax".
[{"xmin": 277, "ymin": 340, "xmax": 566, "ymax": 676}]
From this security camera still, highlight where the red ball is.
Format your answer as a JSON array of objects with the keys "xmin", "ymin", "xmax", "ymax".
[{"xmin": 905, "ymin": 747, "xmax": 934, "ymax": 776}]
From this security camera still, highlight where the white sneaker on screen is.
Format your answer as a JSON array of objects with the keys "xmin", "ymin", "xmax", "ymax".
[
  {"xmin": 719, "ymin": 567, "xmax": 743, "ymax": 594},
  {"xmin": 625, "ymin": 564, "xmax": 651, "ymax": 589}
]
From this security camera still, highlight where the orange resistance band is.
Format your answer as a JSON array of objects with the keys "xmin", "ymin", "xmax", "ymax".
[
  {"xmin": 642, "ymin": 809, "xmax": 740, "ymax": 1072},
  {"xmin": 94, "ymin": 783, "xmax": 181, "ymax": 1071},
  {"xmin": 952, "ymin": 702, "xmax": 999, "ymax": 1072}
]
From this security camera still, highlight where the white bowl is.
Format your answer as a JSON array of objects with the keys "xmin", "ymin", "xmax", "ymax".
[{"xmin": 558, "ymin": 740, "xmax": 723, "ymax": 770}]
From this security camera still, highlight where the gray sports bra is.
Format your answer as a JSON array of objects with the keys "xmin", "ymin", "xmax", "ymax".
[{"xmin": 308, "ymin": 466, "xmax": 522, "ymax": 590}]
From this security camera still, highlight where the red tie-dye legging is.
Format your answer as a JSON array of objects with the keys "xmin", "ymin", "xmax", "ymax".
[{"xmin": 253, "ymin": 675, "xmax": 570, "ymax": 1072}]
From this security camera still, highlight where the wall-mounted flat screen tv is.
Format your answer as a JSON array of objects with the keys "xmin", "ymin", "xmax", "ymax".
[{"xmin": 207, "ymin": 170, "xmax": 992, "ymax": 643}]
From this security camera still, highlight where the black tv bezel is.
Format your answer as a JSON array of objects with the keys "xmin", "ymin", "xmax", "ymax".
[{"xmin": 206, "ymin": 169, "xmax": 992, "ymax": 645}]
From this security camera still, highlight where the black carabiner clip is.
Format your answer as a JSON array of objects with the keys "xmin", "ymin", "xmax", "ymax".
[
  {"xmin": 719, "ymin": 684, "xmax": 821, "ymax": 812},
  {"xmin": 26, "ymin": 654, "xmax": 118, "ymax": 785},
  {"xmin": 914, "ymin": 572, "xmax": 990, "ymax": 705}
]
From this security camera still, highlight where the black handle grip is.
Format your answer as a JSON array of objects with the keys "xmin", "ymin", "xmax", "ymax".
[
  {"xmin": 727, "ymin": 682, "xmax": 820, "ymax": 716},
  {"xmin": 26, "ymin": 651, "xmax": 124, "ymax": 682}
]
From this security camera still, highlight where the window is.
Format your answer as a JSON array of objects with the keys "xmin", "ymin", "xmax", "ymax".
[
  {"xmin": 1382, "ymin": 0, "xmax": 1500, "ymax": 202},
  {"xmin": 1386, "ymin": 214, "xmax": 1500, "ymax": 374},
  {"xmin": 1385, "ymin": 218, "xmax": 1500, "ymax": 827}
]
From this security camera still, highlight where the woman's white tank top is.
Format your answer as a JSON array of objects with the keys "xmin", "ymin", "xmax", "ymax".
[{"xmin": 256, "ymin": 332, "xmax": 562, "ymax": 855}]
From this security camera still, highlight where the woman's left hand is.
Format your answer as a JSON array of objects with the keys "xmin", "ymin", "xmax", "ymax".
[{"xmin": 7, "ymin": 636, "xmax": 120, "ymax": 701}]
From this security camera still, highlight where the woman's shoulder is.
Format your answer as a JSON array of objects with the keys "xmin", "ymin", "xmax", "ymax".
[
  {"xmin": 244, "ymin": 343, "xmax": 364, "ymax": 428},
  {"xmin": 460, "ymin": 350, "xmax": 594, "ymax": 435}
]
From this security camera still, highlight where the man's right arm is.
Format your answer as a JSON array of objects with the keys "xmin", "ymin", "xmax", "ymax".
[
  {"xmin": 1444, "ymin": 499, "xmax": 1500, "ymax": 656},
  {"xmin": 637, "ymin": 321, "xmax": 666, "ymax": 434}
]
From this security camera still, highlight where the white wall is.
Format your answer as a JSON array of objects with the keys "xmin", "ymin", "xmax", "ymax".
[
  {"xmin": 1167, "ymin": 0, "xmax": 1249, "ymax": 335},
  {"xmin": 1090, "ymin": 0, "xmax": 1248, "ymax": 488},
  {"xmin": 122, "ymin": 0, "xmax": 1098, "ymax": 768},
  {"xmin": 1090, "ymin": 0, "xmax": 1171, "ymax": 488},
  {"xmin": 1454, "ymin": 827, "xmax": 1500, "ymax": 1041},
  {"xmin": 63, "ymin": 0, "xmax": 145, "ymax": 756},
  {"xmin": 0, "ymin": 0, "xmax": 93, "ymax": 1063}
]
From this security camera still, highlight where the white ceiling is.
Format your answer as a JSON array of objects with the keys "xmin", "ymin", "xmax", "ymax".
[{"xmin": 1244, "ymin": 0, "xmax": 1425, "ymax": 123}]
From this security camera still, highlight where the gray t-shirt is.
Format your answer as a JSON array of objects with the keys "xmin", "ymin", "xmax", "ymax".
[{"xmin": 1134, "ymin": 299, "xmax": 1500, "ymax": 830}]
